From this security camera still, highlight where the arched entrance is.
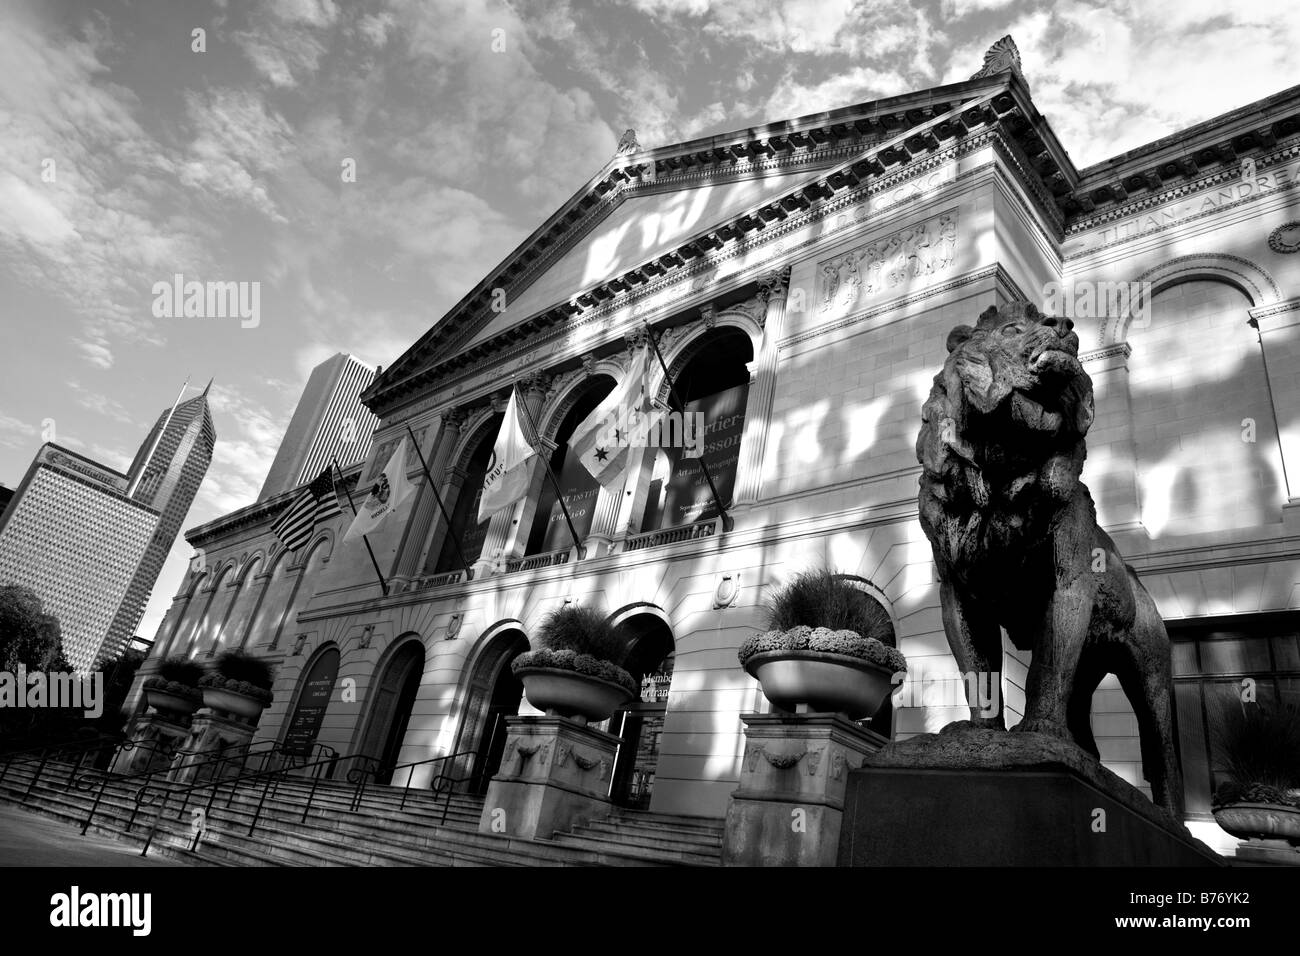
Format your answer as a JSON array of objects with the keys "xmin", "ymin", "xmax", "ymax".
[
  {"xmin": 606, "ymin": 610, "xmax": 675, "ymax": 809},
  {"xmin": 453, "ymin": 626, "xmax": 530, "ymax": 793},
  {"xmin": 358, "ymin": 639, "xmax": 425, "ymax": 784}
]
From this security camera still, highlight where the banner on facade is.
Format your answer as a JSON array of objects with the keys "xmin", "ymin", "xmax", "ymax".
[
  {"xmin": 539, "ymin": 451, "xmax": 601, "ymax": 552},
  {"xmin": 660, "ymin": 384, "xmax": 748, "ymax": 527}
]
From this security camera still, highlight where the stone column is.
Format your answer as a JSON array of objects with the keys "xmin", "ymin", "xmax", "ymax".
[
  {"xmin": 395, "ymin": 410, "xmax": 463, "ymax": 579},
  {"xmin": 732, "ymin": 267, "xmax": 791, "ymax": 515},
  {"xmin": 1081, "ymin": 343, "xmax": 1146, "ymax": 535},
  {"xmin": 494, "ymin": 376, "xmax": 557, "ymax": 563},
  {"xmin": 410, "ymin": 409, "xmax": 466, "ymax": 573},
  {"xmin": 425, "ymin": 466, "xmax": 471, "ymax": 574},
  {"xmin": 1249, "ymin": 304, "xmax": 1300, "ymax": 524}
]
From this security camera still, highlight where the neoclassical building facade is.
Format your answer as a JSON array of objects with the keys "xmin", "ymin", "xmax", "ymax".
[{"xmin": 129, "ymin": 44, "xmax": 1300, "ymax": 848}]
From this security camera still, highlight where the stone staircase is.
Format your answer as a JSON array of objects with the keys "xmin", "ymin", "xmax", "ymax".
[{"xmin": 0, "ymin": 757, "xmax": 722, "ymax": 867}]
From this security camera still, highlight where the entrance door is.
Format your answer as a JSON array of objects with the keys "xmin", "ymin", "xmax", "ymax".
[
  {"xmin": 359, "ymin": 641, "xmax": 425, "ymax": 785},
  {"xmin": 472, "ymin": 649, "xmax": 526, "ymax": 793},
  {"xmin": 608, "ymin": 625, "xmax": 674, "ymax": 809}
]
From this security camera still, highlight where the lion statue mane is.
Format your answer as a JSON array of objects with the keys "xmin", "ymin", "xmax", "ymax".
[{"xmin": 916, "ymin": 301, "xmax": 1182, "ymax": 815}]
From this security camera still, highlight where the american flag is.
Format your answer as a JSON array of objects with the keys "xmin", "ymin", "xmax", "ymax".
[{"xmin": 271, "ymin": 468, "xmax": 343, "ymax": 552}]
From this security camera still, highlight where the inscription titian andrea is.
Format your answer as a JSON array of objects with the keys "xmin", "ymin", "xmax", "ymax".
[{"xmin": 818, "ymin": 212, "xmax": 957, "ymax": 313}]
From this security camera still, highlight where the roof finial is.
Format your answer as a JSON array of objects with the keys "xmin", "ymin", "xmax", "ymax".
[
  {"xmin": 616, "ymin": 129, "xmax": 640, "ymax": 155},
  {"xmin": 970, "ymin": 35, "xmax": 1028, "ymax": 90},
  {"xmin": 201, "ymin": 377, "xmax": 213, "ymax": 397}
]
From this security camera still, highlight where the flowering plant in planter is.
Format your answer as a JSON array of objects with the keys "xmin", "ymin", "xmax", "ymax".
[
  {"xmin": 1210, "ymin": 701, "xmax": 1300, "ymax": 845},
  {"xmin": 198, "ymin": 673, "xmax": 274, "ymax": 705},
  {"xmin": 739, "ymin": 568, "xmax": 906, "ymax": 719},
  {"xmin": 197, "ymin": 650, "xmax": 276, "ymax": 721},
  {"xmin": 512, "ymin": 605, "xmax": 636, "ymax": 722}
]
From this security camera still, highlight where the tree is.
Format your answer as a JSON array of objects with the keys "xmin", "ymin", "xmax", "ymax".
[{"xmin": 0, "ymin": 584, "xmax": 67, "ymax": 672}]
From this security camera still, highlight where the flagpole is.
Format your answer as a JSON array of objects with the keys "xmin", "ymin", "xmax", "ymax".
[
  {"xmin": 513, "ymin": 385, "xmax": 586, "ymax": 560},
  {"xmin": 331, "ymin": 457, "xmax": 389, "ymax": 595},
  {"xmin": 405, "ymin": 424, "xmax": 473, "ymax": 581},
  {"xmin": 644, "ymin": 324, "xmax": 733, "ymax": 532}
]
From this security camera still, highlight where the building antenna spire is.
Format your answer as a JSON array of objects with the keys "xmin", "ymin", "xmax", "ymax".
[{"xmin": 127, "ymin": 378, "xmax": 190, "ymax": 498}]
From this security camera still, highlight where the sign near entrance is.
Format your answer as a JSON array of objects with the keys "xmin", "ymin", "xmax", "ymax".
[
  {"xmin": 282, "ymin": 649, "xmax": 339, "ymax": 756},
  {"xmin": 661, "ymin": 384, "xmax": 747, "ymax": 526}
]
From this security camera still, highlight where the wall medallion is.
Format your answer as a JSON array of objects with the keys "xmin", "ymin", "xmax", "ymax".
[{"xmin": 1268, "ymin": 222, "xmax": 1300, "ymax": 254}]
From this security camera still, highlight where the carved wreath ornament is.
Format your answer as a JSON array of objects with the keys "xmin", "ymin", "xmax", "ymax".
[
  {"xmin": 745, "ymin": 745, "xmax": 825, "ymax": 774},
  {"xmin": 1268, "ymin": 222, "xmax": 1300, "ymax": 254}
]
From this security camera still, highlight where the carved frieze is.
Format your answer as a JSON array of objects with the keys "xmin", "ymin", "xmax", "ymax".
[{"xmin": 818, "ymin": 211, "xmax": 958, "ymax": 314}]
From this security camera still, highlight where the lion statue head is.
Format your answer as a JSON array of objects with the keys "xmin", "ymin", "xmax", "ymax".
[{"xmin": 917, "ymin": 302, "xmax": 1096, "ymax": 544}]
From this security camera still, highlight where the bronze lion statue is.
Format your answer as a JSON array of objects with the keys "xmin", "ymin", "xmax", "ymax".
[{"xmin": 916, "ymin": 301, "xmax": 1183, "ymax": 816}]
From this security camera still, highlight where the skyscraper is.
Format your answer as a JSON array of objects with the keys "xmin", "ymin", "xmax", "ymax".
[
  {"xmin": 258, "ymin": 354, "xmax": 378, "ymax": 501},
  {"xmin": 0, "ymin": 383, "xmax": 214, "ymax": 672},
  {"xmin": 109, "ymin": 383, "xmax": 216, "ymax": 665}
]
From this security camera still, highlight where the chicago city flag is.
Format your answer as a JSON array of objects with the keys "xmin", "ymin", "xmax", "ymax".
[
  {"xmin": 477, "ymin": 388, "xmax": 537, "ymax": 523},
  {"xmin": 344, "ymin": 439, "xmax": 415, "ymax": 542},
  {"xmin": 570, "ymin": 349, "xmax": 662, "ymax": 485}
]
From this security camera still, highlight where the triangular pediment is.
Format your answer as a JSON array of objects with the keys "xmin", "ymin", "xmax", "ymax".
[
  {"xmin": 462, "ymin": 168, "xmax": 823, "ymax": 351},
  {"xmin": 368, "ymin": 68, "xmax": 1078, "ymax": 415}
]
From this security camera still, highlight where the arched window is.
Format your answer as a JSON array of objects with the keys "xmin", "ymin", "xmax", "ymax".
[
  {"xmin": 213, "ymin": 556, "xmax": 262, "ymax": 655},
  {"xmin": 433, "ymin": 417, "xmax": 498, "ymax": 573},
  {"xmin": 272, "ymin": 539, "xmax": 331, "ymax": 649},
  {"xmin": 1128, "ymin": 280, "xmax": 1286, "ymax": 536},
  {"xmin": 525, "ymin": 377, "xmax": 615, "ymax": 554},
  {"xmin": 160, "ymin": 571, "xmax": 207, "ymax": 658},
  {"xmin": 246, "ymin": 551, "xmax": 291, "ymax": 648},
  {"xmin": 641, "ymin": 327, "xmax": 753, "ymax": 531},
  {"xmin": 187, "ymin": 564, "xmax": 232, "ymax": 658}
]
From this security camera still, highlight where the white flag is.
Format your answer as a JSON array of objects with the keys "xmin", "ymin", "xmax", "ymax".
[
  {"xmin": 477, "ymin": 389, "xmax": 536, "ymax": 523},
  {"xmin": 345, "ymin": 438, "xmax": 416, "ymax": 542},
  {"xmin": 570, "ymin": 349, "xmax": 663, "ymax": 486}
]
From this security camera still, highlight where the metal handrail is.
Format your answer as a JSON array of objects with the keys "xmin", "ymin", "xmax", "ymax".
[
  {"xmin": 73, "ymin": 738, "xmax": 309, "ymax": 834},
  {"xmin": 0, "ymin": 732, "xmax": 127, "ymax": 797},
  {"xmin": 345, "ymin": 749, "xmax": 482, "ymax": 813},
  {"xmin": 136, "ymin": 747, "xmax": 343, "ymax": 857}
]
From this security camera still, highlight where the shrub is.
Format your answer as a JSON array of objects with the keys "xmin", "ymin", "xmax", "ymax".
[
  {"xmin": 156, "ymin": 657, "xmax": 205, "ymax": 687},
  {"xmin": 1211, "ymin": 701, "xmax": 1300, "ymax": 805},
  {"xmin": 529, "ymin": 604, "xmax": 627, "ymax": 666},
  {"xmin": 767, "ymin": 568, "xmax": 894, "ymax": 640},
  {"xmin": 213, "ymin": 650, "xmax": 275, "ymax": 691}
]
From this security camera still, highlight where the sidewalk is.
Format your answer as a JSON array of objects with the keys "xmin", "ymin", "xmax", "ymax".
[{"xmin": 0, "ymin": 803, "xmax": 188, "ymax": 867}]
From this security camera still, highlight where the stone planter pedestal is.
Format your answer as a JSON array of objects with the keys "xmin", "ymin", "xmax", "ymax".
[
  {"xmin": 112, "ymin": 714, "xmax": 191, "ymax": 775},
  {"xmin": 722, "ymin": 712, "xmax": 886, "ymax": 867},
  {"xmin": 478, "ymin": 715, "xmax": 620, "ymax": 841},
  {"xmin": 168, "ymin": 711, "xmax": 256, "ymax": 785}
]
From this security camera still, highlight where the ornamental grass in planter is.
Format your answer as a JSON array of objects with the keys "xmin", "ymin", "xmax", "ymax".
[
  {"xmin": 1210, "ymin": 701, "xmax": 1300, "ymax": 845},
  {"xmin": 512, "ymin": 605, "xmax": 636, "ymax": 723},
  {"xmin": 739, "ymin": 569, "xmax": 907, "ymax": 719},
  {"xmin": 199, "ymin": 650, "xmax": 275, "ymax": 721},
  {"xmin": 142, "ymin": 657, "xmax": 205, "ymax": 716}
]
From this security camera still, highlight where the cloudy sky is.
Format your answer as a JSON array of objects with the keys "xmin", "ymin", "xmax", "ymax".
[{"xmin": 1, "ymin": 0, "xmax": 1296, "ymax": 644}]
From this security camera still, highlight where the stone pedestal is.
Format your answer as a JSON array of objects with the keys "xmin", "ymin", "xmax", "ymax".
[
  {"xmin": 836, "ymin": 725, "xmax": 1223, "ymax": 866},
  {"xmin": 169, "ymin": 710, "xmax": 256, "ymax": 784},
  {"xmin": 113, "ymin": 713, "xmax": 191, "ymax": 775},
  {"xmin": 478, "ymin": 716, "xmax": 620, "ymax": 841},
  {"xmin": 722, "ymin": 712, "xmax": 886, "ymax": 867}
]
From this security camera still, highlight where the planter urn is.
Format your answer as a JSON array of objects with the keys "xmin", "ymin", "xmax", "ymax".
[{"xmin": 515, "ymin": 666, "xmax": 632, "ymax": 725}]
